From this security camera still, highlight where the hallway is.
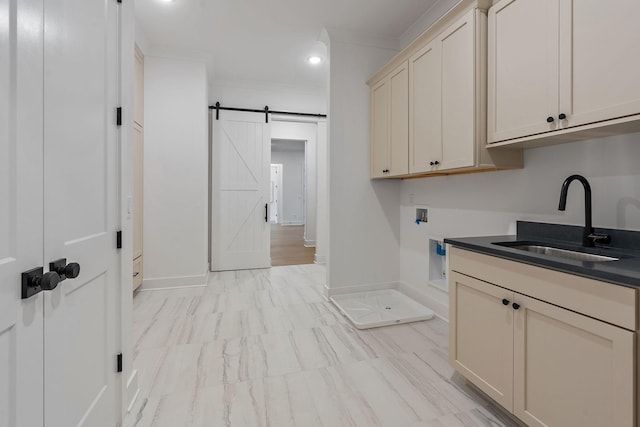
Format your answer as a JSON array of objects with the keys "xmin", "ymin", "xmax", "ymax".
[
  {"xmin": 270, "ymin": 224, "xmax": 315, "ymax": 266},
  {"xmin": 131, "ymin": 265, "xmax": 514, "ymax": 426}
]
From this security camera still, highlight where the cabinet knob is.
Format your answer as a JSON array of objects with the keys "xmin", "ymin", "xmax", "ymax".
[
  {"xmin": 512, "ymin": 302, "xmax": 520, "ymax": 310},
  {"xmin": 429, "ymin": 162, "xmax": 434, "ymax": 166},
  {"xmin": 502, "ymin": 298, "xmax": 510, "ymax": 306},
  {"xmin": 546, "ymin": 116, "xmax": 555, "ymax": 123},
  {"xmin": 558, "ymin": 113, "xmax": 567, "ymax": 120},
  {"xmin": 382, "ymin": 169, "xmax": 389, "ymax": 173},
  {"xmin": 434, "ymin": 160, "xmax": 440, "ymax": 165}
]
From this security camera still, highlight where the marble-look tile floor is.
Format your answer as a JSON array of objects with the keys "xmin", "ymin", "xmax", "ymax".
[{"xmin": 132, "ymin": 264, "xmax": 519, "ymax": 427}]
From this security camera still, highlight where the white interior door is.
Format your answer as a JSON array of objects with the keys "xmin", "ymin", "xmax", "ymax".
[
  {"xmin": 212, "ymin": 112, "xmax": 271, "ymax": 271},
  {"xmin": 0, "ymin": 1, "xmax": 45, "ymax": 426},
  {"xmin": 42, "ymin": 0, "xmax": 119, "ymax": 425}
]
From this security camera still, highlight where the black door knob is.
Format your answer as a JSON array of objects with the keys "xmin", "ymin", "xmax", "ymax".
[
  {"xmin": 502, "ymin": 298, "xmax": 510, "ymax": 305},
  {"xmin": 558, "ymin": 113, "xmax": 567, "ymax": 120},
  {"xmin": 40, "ymin": 272, "xmax": 62, "ymax": 291},
  {"xmin": 546, "ymin": 116, "xmax": 555, "ymax": 123},
  {"xmin": 50, "ymin": 258, "xmax": 81, "ymax": 281},
  {"xmin": 22, "ymin": 267, "xmax": 63, "ymax": 299},
  {"xmin": 512, "ymin": 302, "xmax": 520, "ymax": 310}
]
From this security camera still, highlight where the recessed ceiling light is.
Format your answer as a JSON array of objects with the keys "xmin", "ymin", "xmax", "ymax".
[{"xmin": 307, "ymin": 56, "xmax": 322, "ymax": 65}]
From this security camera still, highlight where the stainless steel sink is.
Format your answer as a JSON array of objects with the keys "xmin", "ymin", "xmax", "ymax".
[{"xmin": 502, "ymin": 244, "xmax": 618, "ymax": 262}]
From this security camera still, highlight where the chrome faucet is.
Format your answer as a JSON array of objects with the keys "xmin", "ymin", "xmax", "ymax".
[{"xmin": 558, "ymin": 175, "xmax": 610, "ymax": 247}]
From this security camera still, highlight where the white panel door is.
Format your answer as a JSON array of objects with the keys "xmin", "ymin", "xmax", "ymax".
[
  {"xmin": 0, "ymin": 1, "xmax": 45, "ymax": 426},
  {"xmin": 42, "ymin": 0, "xmax": 118, "ymax": 425},
  {"xmin": 212, "ymin": 112, "xmax": 271, "ymax": 271}
]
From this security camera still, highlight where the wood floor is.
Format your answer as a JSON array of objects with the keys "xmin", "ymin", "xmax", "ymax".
[
  {"xmin": 270, "ymin": 224, "xmax": 315, "ymax": 266},
  {"xmin": 131, "ymin": 265, "xmax": 518, "ymax": 427}
]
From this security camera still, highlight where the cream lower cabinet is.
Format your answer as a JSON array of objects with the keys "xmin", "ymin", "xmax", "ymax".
[
  {"xmin": 488, "ymin": 0, "xmax": 640, "ymax": 145},
  {"xmin": 450, "ymin": 248, "xmax": 637, "ymax": 427}
]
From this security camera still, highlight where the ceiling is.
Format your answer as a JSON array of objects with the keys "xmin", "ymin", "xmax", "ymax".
[{"xmin": 134, "ymin": 0, "xmax": 440, "ymax": 91}]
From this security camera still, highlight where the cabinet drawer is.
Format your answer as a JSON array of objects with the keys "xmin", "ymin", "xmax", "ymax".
[
  {"xmin": 133, "ymin": 256, "xmax": 143, "ymax": 291},
  {"xmin": 449, "ymin": 247, "xmax": 638, "ymax": 330}
]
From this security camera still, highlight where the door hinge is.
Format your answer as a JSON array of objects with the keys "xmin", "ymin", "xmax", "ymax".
[
  {"xmin": 116, "ymin": 0, "xmax": 122, "ymax": 4},
  {"xmin": 116, "ymin": 107, "xmax": 122, "ymax": 126},
  {"xmin": 116, "ymin": 353, "xmax": 123, "ymax": 373},
  {"xmin": 116, "ymin": 230, "xmax": 122, "ymax": 249}
]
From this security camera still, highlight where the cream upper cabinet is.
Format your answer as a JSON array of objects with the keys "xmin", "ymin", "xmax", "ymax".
[
  {"xmin": 409, "ymin": 40, "xmax": 441, "ymax": 174},
  {"xmin": 370, "ymin": 2, "xmax": 522, "ymax": 179},
  {"xmin": 488, "ymin": 0, "xmax": 640, "ymax": 144},
  {"xmin": 449, "ymin": 248, "xmax": 637, "ymax": 427},
  {"xmin": 370, "ymin": 61, "xmax": 409, "ymax": 178},
  {"xmin": 410, "ymin": 10, "xmax": 477, "ymax": 173}
]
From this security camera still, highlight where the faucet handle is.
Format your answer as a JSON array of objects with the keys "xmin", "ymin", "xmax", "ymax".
[{"xmin": 588, "ymin": 233, "xmax": 611, "ymax": 245}]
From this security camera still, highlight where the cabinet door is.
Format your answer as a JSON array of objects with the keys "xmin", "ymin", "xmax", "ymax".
[
  {"xmin": 513, "ymin": 294, "xmax": 635, "ymax": 427},
  {"xmin": 449, "ymin": 272, "xmax": 514, "ymax": 411},
  {"xmin": 370, "ymin": 79, "xmax": 389, "ymax": 178},
  {"xmin": 409, "ymin": 39, "xmax": 441, "ymax": 174},
  {"xmin": 488, "ymin": 0, "xmax": 560, "ymax": 143},
  {"xmin": 388, "ymin": 62, "xmax": 409, "ymax": 177},
  {"xmin": 440, "ymin": 9, "xmax": 476, "ymax": 170},
  {"xmin": 559, "ymin": 0, "xmax": 640, "ymax": 130}
]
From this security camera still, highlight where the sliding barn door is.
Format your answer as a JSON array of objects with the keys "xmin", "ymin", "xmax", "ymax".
[
  {"xmin": 211, "ymin": 112, "xmax": 271, "ymax": 271},
  {"xmin": 42, "ymin": 0, "xmax": 119, "ymax": 425},
  {"xmin": 0, "ymin": 1, "xmax": 45, "ymax": 426}
]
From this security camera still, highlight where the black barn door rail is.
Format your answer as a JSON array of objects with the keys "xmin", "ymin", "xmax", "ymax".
[{"xmin": 209, "ymin": 101, "xmax": 327, "ymax": 123}]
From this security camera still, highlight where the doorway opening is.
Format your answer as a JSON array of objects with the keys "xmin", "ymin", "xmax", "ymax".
[{"xmin": 270, "ymin": 139, "xmax": 315, "ymax": 266}]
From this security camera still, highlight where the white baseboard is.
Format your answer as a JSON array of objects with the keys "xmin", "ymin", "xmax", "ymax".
[
  {"xmin": 326, "ymin": 281, "xmax": 399, "ymax": 298},
  {"xmin": 140, "ymin": 271, "xmax": 208, "ymax": 290},
  {"xmin": 398, "ymin": 282, "xmax": 449, "ymax": 321},
  {"xmin": 280, "ymin": 221, "xmax": 304, "ymax": 226},
  {"xmin": 314, "ymin": 254, "xmax": 327, "ymax": 264},
  {"xmin": 304, "ymin": 240, "xmax": 316, "ymax": 247}
]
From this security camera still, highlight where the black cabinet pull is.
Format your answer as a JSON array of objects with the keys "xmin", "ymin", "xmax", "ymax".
[
  {"xmin": 382, "ymin": 169, "xmax": 389, "ymax": 173},
  {"xmin": 512, "ymin": 302, "xmax": 520, "ymax": 310},
  {"xmin": 502, "ymin": 298, "xmax": 510, "ymax": 306},
  {"xmin": 434, "ymin": 160, "xmax": 440, "ymax": 165},
  {"xmin": 546, "ymin": 116, "xmax": 555, "ymax": 123},
  {"xmin": 429, "ymin": 162, "xmax": 434, "ymax": 166},
  {"xmin": 265, "ymin": 203, "xmax": 268, "ymax": 222},
  {"xmin": 558, "ymin": 113, "xmax": 567, "ymax": 120}
]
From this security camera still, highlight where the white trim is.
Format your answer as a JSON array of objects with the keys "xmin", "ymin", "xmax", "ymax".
[
  {"xmin": 304, "ymin": 240, "xmax": 316, "ymax": 247},
  {"xmin": 314, "ymin": 254, "xmax": 327, "ymax": 265},
  {"xmin": 280, "ymin": 221, "xmax": 305, "ymax": 226},
  {"xmin": 398, "ymin": 282, "xmax": 449, "ymax": 321},
  {"xmin": 326, "ymin": 281, "xmax": 399, "ymax": 297},
  {"xmin": 140, "ymin": 271, "xmax": 209, "ymax": 290}
]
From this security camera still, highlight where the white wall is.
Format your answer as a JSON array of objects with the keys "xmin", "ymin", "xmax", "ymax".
[
  {"xmin": 324, "ymin": 30, "xmax": 402, "ymax": 293},
  {"xmin": 400, "ymin": 133, "xmax": 640, "ymax": 319},
  {"xmin": 143, "ymin": 56, "xmax": 209, "ymax": 289},
  {"xmin": 271, "ymin": 120, "xmax": 321, "ymax": 245},
  {"xmin": 271, "ymin": 143, "xmax": 305, "ymax": 225},
  {"xmin": 315, "ymin": 121, "xmax": 328, "ymax": 263}
]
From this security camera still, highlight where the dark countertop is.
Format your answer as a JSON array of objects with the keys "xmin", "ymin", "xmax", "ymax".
[{"xmin": 444, "ymin": 221, "xmax": 640, "ymax": 289}]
